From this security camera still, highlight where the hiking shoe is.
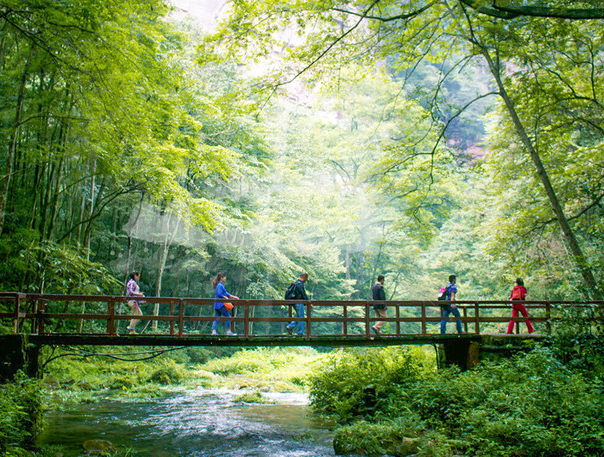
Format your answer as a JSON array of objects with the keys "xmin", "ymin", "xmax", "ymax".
[
  {"xmin": 286, "ymin": 327, "xmax": 293, "ymax": 335},
  {"xmin": 211, "ymin": 330, "xmax": 218, "ymax": 336},
  {"xmin": 226, "ymin": 330, "xmax": 237, "ymax": 336},
  {"xmin": 129, "ymin": 330, "xmax": 138, "ymax": 335}
]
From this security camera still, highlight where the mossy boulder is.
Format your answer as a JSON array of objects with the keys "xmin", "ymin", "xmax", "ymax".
[
  {"xmin": 333, "ymin": 421, "xmax": 421, "ymax": 457},
  {"xmin": 83, "ymin": 439, "xmax": 115, "ymax": 455}
]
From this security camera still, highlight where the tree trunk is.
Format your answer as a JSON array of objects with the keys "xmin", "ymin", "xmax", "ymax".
[
  {"xmin": 483, "ymin": 49, "xmax": 602, "ymax": 300},
  {"xmin": 0, "ymin": 45, "xmax": 33, "ymax": 234},
  {"xmin": 153, "ymin": 212, "xmax": 180, "ymax": 331},
  {"xmin": 124, "ymin": 193, "xmax": 145, "ymax": 293},
  {"xmin": 44, "ymin": 149, "xmax": 66, "ymax": 242}
]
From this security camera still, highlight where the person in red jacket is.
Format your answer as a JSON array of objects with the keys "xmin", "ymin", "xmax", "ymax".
[{"xmin": 507, "ymin": 277, "xmax": 534, "ymax": 334}]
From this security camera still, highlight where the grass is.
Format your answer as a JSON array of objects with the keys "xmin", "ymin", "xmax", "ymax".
[
  {"xmin": 197, "ymin": 347, "xmax": 323, "ymax": 392},
  {"xmin": 41, "ymin": 346, "xmax": 325, "ymax": 406}
]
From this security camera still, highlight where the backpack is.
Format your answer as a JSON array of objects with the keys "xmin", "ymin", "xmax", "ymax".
[
  {"xmin": 510, "ymin": 287, "xmax": 523, "ymax": 300},
  {"xmin": 438, "ymin": 286, "xmax": 449, "ymax": 301},
  {"xmin": 284, "ymin": 282, "xmax": 298, "ymax": 300}
]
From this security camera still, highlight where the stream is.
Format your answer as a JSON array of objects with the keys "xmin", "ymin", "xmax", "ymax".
[{"xmin": 38, "ymin": 388, "xmax": 336, "ymax": 456}]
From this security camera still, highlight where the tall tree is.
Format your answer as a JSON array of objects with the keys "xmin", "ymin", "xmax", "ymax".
[
  {"xmin": 205, "ymin": 0, "xmax": 604, "ymax": 298},
  {"xmin": 0, "ymin": 0, "xmax": 238, "ymax": 293}
]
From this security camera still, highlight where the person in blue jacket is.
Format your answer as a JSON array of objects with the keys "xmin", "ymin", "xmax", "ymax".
[
  {"xmin": 440, "ymin": 274, "xmax": 462, "ymax": 334},
  {"xmin": 211, "ymin": 272, "xmax": 239, "ymax": 336}
]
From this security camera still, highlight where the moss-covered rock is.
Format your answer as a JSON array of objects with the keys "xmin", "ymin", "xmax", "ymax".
[
  {"xmin": 333, "ymin": 421, "xmax": 421, "ymax": 457},
  {"xmin": 83, "ymin": 439, "xmax": 115, "ymax": 455}
]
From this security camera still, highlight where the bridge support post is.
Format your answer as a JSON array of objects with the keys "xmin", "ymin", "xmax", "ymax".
[
  {"xmin": 0, "ymin": 335, "xmax": 40, "ymax": 381},
  {"xmin": 439, "ymin": 339, "xmax": 480, "ymax": 371}
]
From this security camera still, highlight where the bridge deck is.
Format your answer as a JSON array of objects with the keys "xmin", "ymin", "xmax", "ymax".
[{"xmin": 2, "ymin": 333, "xmax": 545, "ymax": 354}]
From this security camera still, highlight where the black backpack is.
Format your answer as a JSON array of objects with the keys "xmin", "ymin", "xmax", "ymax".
[{"xmin": 284, "ymin": 282, "xmax": 298, "ymax": 300}]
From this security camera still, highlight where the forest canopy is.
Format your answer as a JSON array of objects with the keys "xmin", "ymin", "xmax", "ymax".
[{"xmin": 1, "ymin": 0, "xmax": 603, "ymax": 305}]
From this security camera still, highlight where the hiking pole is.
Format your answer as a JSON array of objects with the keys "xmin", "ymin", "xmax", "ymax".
[
  {"xmin": 140, "ymin": 319, "xmax": 151, "ymax": 334},
  {"xmin": 116, "ymin": 301, "xmax": 127, "ymax": 334}
]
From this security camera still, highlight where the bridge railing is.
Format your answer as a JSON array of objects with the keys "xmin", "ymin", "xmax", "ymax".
[{"xmin": 1, "ymin": 293, "xmax": 602, "ymax": 337}]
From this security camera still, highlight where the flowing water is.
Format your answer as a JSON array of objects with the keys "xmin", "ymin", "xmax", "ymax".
[{"xmin": 38, "ymin": 389, "xmax": 336, "ymax": 456}]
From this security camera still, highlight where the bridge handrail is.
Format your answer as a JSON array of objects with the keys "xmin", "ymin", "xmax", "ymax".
[{"xmin": 0, "ymin": 293, "xmax": 602, "ymax": 337}]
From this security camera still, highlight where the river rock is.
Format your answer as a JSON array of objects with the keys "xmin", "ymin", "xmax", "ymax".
[
  {"xmin": 394, "ymin": 437, "xmax": 420, "ymax": 456},
  {"xmin": 83, "ymin": 439, "xmax": 115, "ymax": 455}
]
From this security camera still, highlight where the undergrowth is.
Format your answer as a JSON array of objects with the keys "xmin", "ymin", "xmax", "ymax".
[{"xmin": 310, "ymin": 347, "xmax": 604, "ymax": 457}]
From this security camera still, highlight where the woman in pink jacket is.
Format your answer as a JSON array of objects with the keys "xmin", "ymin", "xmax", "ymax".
[{"xmin": 507, "ymin": 277, "xmax": 534, "ymax": 334}]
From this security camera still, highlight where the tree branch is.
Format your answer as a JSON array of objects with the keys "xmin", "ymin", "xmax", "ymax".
[
  {"xmin": 268, "ymin": 0, "xmax": 381, "ymax": 94},
  {"xmin": 332, "ymin": 2, "xmax": 436, "ymax": 22},
  {"xmin": 461, "ymin": 0, "xmax": 604, "ymax": 20}
]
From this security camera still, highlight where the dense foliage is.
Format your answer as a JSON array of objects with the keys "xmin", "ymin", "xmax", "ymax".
[
  {"xmin": 3, "ymin": 0, "xmax": 603, "ymax": 325},
  {"xmin": 204, "ymin": 0, "xmax": 604, "ymax": 300},
  {"xmin": 0, "ymin": 373, "xmax": 44, "ymax": 456},
  {"xmin": 41, "ymin": 346, "xmax": 319, "ymax": 403},
  {"xmin": 310, "ymin": 347, "xmax": 604, "ymax": 457},
  {"xmin": 2, "ymin": 2, "xmax": 604, "ymax": 457},
  {"xmin": 309, "ymin": 347, "xmax": 435, "ymax": 422}
]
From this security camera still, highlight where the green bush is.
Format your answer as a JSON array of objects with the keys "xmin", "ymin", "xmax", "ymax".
[
  {"xmin": 234, "ymin": 392, "xmax": 275, "ymax": 404},
  {"xmin": 147, "ymin": 359, "xmax": 188, "ymax": 385},
  {"xmin": 162, "ymin": 347, "xmax": 216, "ymax": 366},
  {"xmin": 106, "ymin": 373, "xmax": 143, "ymax": 390},
  {"xmin": 333, "ymin": 420, "xmax": 423, "ymax": 457},
  {"xmin": 432, "ymin": 349, "xmax": 604, "ymax": 457},
  {"xmin": 311, "ymin": 347, "xmax": 604, "ymax": 457},
  {"xmin": 0, "ymin": 373, "xmax": 44, "ymax": 455},
  {"xmin": 308, "ymin": 346, "xmax": 435, "ymax": 423},
  {"xmin": 185, "ymin": 348, "xmax": 215, "ymax": 365},
  {"xmin": 202, "ymin": 347, "xmax": 318, "ymax": 375},
  {"xmin": 548, "ymin": 307, "xmax": 604, "ymax": 376}
]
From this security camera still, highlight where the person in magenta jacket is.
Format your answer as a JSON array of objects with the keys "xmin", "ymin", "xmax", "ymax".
[
  {"xmin": 211, "ymin": 272, "xmax": 238, "ymax": 336},
  {"xmin": 507, "ymin": 277, "xmax": 534, "ymax": 334}
]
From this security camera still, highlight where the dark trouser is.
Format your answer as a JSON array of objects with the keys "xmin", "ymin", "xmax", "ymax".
[
  {"xmin": 440, "ymin": 304, "xmax": 462, "ymax": 334},
  {"xmin": 286, "ymin": 303, "xmax": 305, "ymax": 335}
]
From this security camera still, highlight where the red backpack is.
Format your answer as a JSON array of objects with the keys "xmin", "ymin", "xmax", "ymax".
[{"xmin": 510, "ymin": 287, "xmax": 524, "ymax": 300}]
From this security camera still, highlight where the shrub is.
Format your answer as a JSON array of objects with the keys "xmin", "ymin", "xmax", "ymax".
[
  {"xmin": 333, "ymin": 420, "xmax": 422, "ymax": 457},
  {"xmin": 404, "ymin": 349, "xmax": 604, "ymax": 456},
  {"xmin": 0, "ymin": 373, "xmax": 44, "ymax": 455},
  {"xmin": 310, "ymin": 347, "xmax": 604, "ymax": 457},
  {"xmin": 234, "ymin": 392, "xmax": 275, "ymax": 404},
  {"xmin": 147, "ymin": 359, "xmax": 188, "ymax": 385},
  {"xmin": 308, "ymin": 346, "xmax": 435, "ymax": 423}
]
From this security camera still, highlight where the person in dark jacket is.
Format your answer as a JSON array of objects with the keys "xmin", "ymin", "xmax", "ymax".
[
  {"xmin": 285, "ymin": 273, "xmax": 309, "ymax": 336},
  {"xmin": 371, "ymin": 275, "xmax": 387, "ymax": 335}
]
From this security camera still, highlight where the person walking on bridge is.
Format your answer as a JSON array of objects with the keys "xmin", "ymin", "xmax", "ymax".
[
  {"xmin": 126, "ymin": 271, "xmax": 144, "ymax": 335},
  {"xmin": 440, "ymin": 274, "xmax": 462, "ymax": 334},
  {"xmin": 507, "ymin": 277, "xmax": 534, "ymax": 334},
  {"xmin": 371, "ymin": 275, "xmax": 387, "ymax": 335},
  {"xmin": 285, "ymin": 273, "xmax": 309, "ymax": 336},
  {"xmin": 212, "ymin": 272, "xmax": 239, "ymax": 336}
]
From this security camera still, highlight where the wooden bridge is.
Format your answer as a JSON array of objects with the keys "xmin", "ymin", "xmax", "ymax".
[{"xmin": 0, "ymin": 292, "xmax": 599, "ymax": 378}]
